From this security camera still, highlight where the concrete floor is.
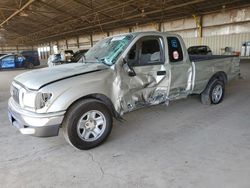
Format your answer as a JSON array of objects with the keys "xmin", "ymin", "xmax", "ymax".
[{"xmin": 0, "ymin": 62, "xmax": 250, "ymax": 188}]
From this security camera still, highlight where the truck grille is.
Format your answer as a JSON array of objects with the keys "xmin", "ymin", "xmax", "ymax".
[{"xmin": 12, "ymin": 86, "xmax": 19, "ymax": 104}]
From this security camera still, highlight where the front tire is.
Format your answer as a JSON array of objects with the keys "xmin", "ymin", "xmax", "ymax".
[
  {"xmin": 201, "ymin": 79, "xmax": 225, "ymax": 105},
  {"xmin": 63, "ymin": 99, "xmax": 113, "ymax": 150}
]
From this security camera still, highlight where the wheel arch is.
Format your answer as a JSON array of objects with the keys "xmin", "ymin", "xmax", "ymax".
[
  {"xmin": 66, "ymin": 93, "xmax": 121, "ymax": 119},
  {"xmin": 202, "ymin": 71, "xmax": 227, "ymax": 93}
]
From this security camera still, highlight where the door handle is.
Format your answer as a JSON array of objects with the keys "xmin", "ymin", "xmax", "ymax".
[{"xmin": 157, "ymin": 71, "xmax": 166, "ymax": 75}]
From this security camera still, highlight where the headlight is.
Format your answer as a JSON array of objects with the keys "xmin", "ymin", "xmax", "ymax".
[
  {"xmin": 20, "ymin": 89, "xmax": 36, "ymax": 108},
  {"xmin": 35, "ymin": 92, "xmax": 52, "ymax": 109},
  {"xmin": 19, "ymin": 88, "xmax": 52, "ymax": 109}
]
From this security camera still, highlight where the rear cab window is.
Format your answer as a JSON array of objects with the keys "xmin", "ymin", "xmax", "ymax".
[{"xmin": 167, "ymin": 37, "xmax": 183, "ymax": 63}]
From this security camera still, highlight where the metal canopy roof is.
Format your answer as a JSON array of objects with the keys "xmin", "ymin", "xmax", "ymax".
[{"xmin": 0, "ymin": 0, "xmax": 250, "ymax": 45}]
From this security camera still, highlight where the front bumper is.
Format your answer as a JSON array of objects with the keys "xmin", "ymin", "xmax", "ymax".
[{"xmin": 8, "ymin": 98, "xmax": 66, "ymax": 137}]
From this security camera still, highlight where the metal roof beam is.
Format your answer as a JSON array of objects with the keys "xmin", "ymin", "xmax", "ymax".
[
  {"xmin": 0, "ymin": 0, "xmax": 36, "ymax": 27},
  {"xmin": 38, "ymin": 0, "xmax": 205, "ymax": 40},
  {"xmin": 72, "ymin": 0, "xmax": 115, "ymax": 19}
]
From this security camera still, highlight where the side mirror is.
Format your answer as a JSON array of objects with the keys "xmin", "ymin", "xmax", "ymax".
[{"xmin": 123, "ymin": 58, "xmax": 136, "ymax": 77}]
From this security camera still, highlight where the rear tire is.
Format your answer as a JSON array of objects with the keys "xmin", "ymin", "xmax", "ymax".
[
  {"xmin": 201, "ymin": 79, "xmax": 225, "ymax": 105},
  {"xmin": 63, "ymin": 99, "xmax": 113, "ymax": 150}
]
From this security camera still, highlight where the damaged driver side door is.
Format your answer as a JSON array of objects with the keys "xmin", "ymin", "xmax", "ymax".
[{"xmin": 120, "ymin": 36, "xmax": 170, "ymax": 113}]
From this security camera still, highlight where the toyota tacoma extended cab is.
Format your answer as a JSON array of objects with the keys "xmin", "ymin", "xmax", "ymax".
[{"xmin": 8, "ymin": 32, "xmax": 240, "ymax": 150}]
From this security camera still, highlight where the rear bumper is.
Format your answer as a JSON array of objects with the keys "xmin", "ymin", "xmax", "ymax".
[{"xmin": 8, "ymin": 98, "xmax": 65, "ymax": 137}]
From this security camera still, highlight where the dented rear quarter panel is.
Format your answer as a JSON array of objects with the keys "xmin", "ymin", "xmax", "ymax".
[{"xmin": 192, "ymin": 56, "xmax": 240, "ymax": 94}]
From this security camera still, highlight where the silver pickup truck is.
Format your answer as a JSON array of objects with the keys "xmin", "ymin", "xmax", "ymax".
[{"xmin": 8, "ymin": 31, "xmax": 240, "ymax": 150}]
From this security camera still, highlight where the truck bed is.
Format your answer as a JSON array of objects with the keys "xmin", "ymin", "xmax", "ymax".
[
  {"xmin": 189, "ymin": 55, "xmax": 238, "ymax": 62},
  {"xmin": 190, "ymin": 54, "xmax": 240, "ymax": 94}
]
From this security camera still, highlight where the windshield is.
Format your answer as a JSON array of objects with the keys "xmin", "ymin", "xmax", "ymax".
[{"xmin": 82, "ymin": 34, "xmax": 133, "ymax": 66}]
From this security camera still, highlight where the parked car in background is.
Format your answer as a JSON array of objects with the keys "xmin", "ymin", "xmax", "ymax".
[
  {"xmin": 64, "ymin": 50, "xmax": 74, "ymax": 61},
  {"xmin": 70, "ymin": 49, "xmax": 88, "ymax": 62},
  {"xmin": 20, "ymin": 50, "xmax": 40, "ymax": 68},
  {"xmin": 188, "ymin": 45, "xmax": 213, "ymax": 55},
  {"xmin": 47, "ymin": 54, "xmax": 60, "ymax": 67},
  {"xmin": 48, "ymin": 49, "xmax": 88, "ymax": 67},
  {"xmin": 0, "ymin": 52, "xmax": 40, "ymax": 69},
  {"xmin": 0, "ymin": 54, "xmax": 27, "ymax": 69}
]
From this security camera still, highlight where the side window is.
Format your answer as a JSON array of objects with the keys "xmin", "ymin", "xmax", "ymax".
[
  {"xmin": 167, "ymin": 37, "xmax": 183, "ymax": 62},
  {"xmin": 198, "ymin": 47, "xmax": 206, "ymax": 53},
  {"xmin": 139, "ymin": 38, "xmax": 163, "ymax": 65},
  {"xmin": 2, "ymin": 56, "xmax": 14, "ymax": 62},
  {"xmin": 126, "ymin": 37, "xmax": 164, "ymax": 66}
]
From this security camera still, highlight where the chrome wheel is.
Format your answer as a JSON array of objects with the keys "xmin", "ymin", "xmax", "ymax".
[
  {"xmin": 77, "ymin": 110, "xmax": 106, "ymax": 142},
  {"xmin": 211, "ymin": 84, "xmax": 223, "ymax": 103}
]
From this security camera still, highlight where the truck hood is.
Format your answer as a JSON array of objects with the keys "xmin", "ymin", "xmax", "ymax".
[{"xmin": 14, "ymin": 63, "xmax": 108, "ymax": 90}]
